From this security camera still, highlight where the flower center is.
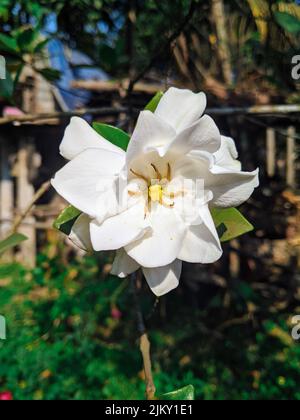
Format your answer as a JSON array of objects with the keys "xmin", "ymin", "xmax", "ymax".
[
  {"xmin": 129, "ymin": 162, "xmax": 184, "ymax": 211},
  {"xmin": 148, "ymin": 184, "xmax": 163, "ymax": 203}
]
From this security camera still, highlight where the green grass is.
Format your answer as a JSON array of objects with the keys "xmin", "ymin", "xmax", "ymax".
[{"xmin": 0, "ymin": 252, "xmax": 300, "ymax": 400}]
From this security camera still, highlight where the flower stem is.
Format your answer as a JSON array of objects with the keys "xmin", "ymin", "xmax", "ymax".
[
  {"xmin": 131, "ymin": 272, "xmax": 156, "ymax": 400},
  {"xmin": 140, "ymin": 333, "xmax": 156, "ymax": 400},
  {"xmin": 11, "ymin": 180, "xmax": 51, "ymax": 234}
]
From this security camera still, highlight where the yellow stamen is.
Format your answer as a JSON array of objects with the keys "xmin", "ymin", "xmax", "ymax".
[
  {"xmin": 161, "ymin": 198, "xmax": 175, "ymax": 208},
  {"xmin": 163, "ymin": 190, "xmax": 185, "ymax": 199},
  {"xmin": 149, "ymin": 184, "xmax": 163, "ymax": 203},
  {"xmin": 167, "ymin": 163, "xmax": 171, "ymax": 181},
  {"xmin": 130, "ymin": 169, "xmax": 149, "ymax": 183},
  {"xmin": 128, "ymin": 190, "xmax": 143, "ymax": 197},
  {"xmin": 151, "ymin": 163, "xmax": 162, "ymax": 180}
]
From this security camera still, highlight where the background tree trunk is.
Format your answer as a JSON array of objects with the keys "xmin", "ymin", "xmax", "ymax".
[{"xmin": 211, "ymin": 0, "xmax": 233, "ymax": 86}]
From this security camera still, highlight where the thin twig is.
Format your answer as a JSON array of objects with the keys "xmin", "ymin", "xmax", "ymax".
[
  {"xmin": 11, "ymin": 180, "xmax": 52, "ymax": 234},
  {"xmin": 0, "ymin": 107, "xmax": 129, "ymax": 126},
  {"xmin": 207, "ymin": 104, "xmax": 300, "ymax": 116},
  {"xmin": 146, "ymin": 298, "xmax": 160, "ymax": 321},
  {"xmin": 1, "ymin": 104, "xmax": 299, "ymax": 126},
  {"xmin": 244, "ymin": 116, "xmax": 300, "ymax": 140},
  {"xmin": 140, "ymin": 333, "xmax": 156, "ymax": 400},
  {"xmin": 131, "ymin": 272, "xmax": 156, "ymax": 400}
]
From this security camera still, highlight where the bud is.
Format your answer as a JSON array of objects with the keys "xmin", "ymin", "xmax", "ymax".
[
  {"xmin": 111, "ymin": 305, "xmax": 122, "ymax": 320},
  {"xmin": 0, "ymin": 391, "xmax": 13, "ymax": 401}
]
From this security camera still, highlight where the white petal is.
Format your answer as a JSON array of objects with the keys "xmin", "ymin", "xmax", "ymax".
[
  {"xmin": 172, "ymin": 153, "xmax": 213, "ymax": 180},
  {"xmin": 155, "ymin": 87, "xmax": 207, "ymax": 132},
  {"xmin": 126, "ymin": 111, "xmax": 175, "ymax": 166},
  {"xmin": 142, "ymin": 260, "xmax": 182, "ymax": 296},
  {"xmin": 180, "ymin": 152, "xmax": 259, "ymax": 208},
  {"xmin": 111, "ymin": 249, "xmax": 140, "ymax": 278},
  {"xmin": 125, "ymin": 205, "xmax": 187, "ymax": 268},
  {"xmin": 214, "ymin": 136, "xmax": 242, "ymax": 171},
  {"xmin": 178, "ymin": 205, "xmax": 223, "ymax": 263},
  {"xmin": 170, "ymin": 178, "xmax": 213, "ymax": 226},
  {"xmin": 69, "ymin": 213, "xmax": 93, "ymax": 252},
  {"xmin": 52, "ymin": 148, "xmax": 125, "ymax": 219},
  {"xmin": 60, "ymin": 117, "xmax": 125, "ymax": 160},
  {"xmin": 207, "ymin": 166, "xmax": 259, "ymax": 208},
  {"xmin": 128, "ymin": 150, "xmax": 172, "ymax": 185},
  {"xmin": 90, "ymin": 201, "xmax": 150, "ymax": 251},
  {"xmin": 167, "ymin": 115, "xmax": 221, "ymax": 156}
]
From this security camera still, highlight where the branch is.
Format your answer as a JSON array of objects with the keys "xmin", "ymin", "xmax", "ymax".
[
  {"xmin": 131, "ymin": 272, "xmax": 156, "ymax": 400},
  {"xmin": 140, "ymin": 333, "xmax": 156, "ymax": 400},
  {"xmin": 127, "ymin": 0, "xmax": 198, "ymax": 95},
  {"xmin": 11, "ymin": 180, "xmax": 52, "ymax": 234},
  {"xmin": 0, "ymin": 107, "xmax": 129, "ymax": 126},
  {"xmin": 71, "ymin": 79, "xmax": 162, "ymax": 95},
  {"xmin": 1, "ymin": 104, "xmax": 299, "ymax": 127}
]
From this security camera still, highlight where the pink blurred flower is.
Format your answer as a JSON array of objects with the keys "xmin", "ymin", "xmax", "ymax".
[
  {"xmin": 111, "ymin": 306, "xmax": 122, "ymax": 320},
  {"xmin": 3, "ymin": 107, "xmax": 24, "ymax": 117},
  {"xmin": 0, "ymin": 391, "xmax": 13, "ymax": 401}
]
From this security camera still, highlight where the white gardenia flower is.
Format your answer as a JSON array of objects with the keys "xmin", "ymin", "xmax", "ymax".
[{"xmin": 52, "ymin": 88, "xmax": 259, "ymax": 297}]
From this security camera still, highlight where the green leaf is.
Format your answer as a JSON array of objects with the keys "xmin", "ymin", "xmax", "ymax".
[
  {"xmin": 38, "ymin": 68, "xmax": 61, "ymax": 82},
  {"xmin": 0, "ymin": 233, "xmax": 28, "ymax": 255},
  {"xmin": 14, "ymin": 64, "xmax": 24, "ymax": 90},
  {"xmin": 0, "ymin": 71, "xmax": 14, "ymax": 99},
  {"xmin": 53, "ymin": 205, "xmax": 81, "ymax": 236},
  {"xmin": 93, "ymin": 123, "xmax": 130, "ymax": 152},
  {"xmin": 145, "ymin": 91, "xmax": 164, "ymax": 113},
  {"xmin": 34, "ymin": 38, "xmax": 50, "ymax": 53},
  {"xmin": 0, "ymin": 34, "xmax": 19, "ymax": 53},
  {"xmin": 211, "ymin": 208, "xmax": 254, "ymax": 242},
  {"xmin": 28, "ymin": 2, "xmax": 45, "ymax": 19},
  {"xmin": 0, "ymin": 0, "xmax": 9, "ymax": 20},
  {"xmin": 17, "ymin": 28, "xmax": 37, "ymax": 51},
  {"xmin": 161, "ymin": 385, "xmax": 195, "ymax": 401},
  {"xmin": 216, "ymin": 222, "xmax": 227, "ymax": 239},
  {"xmin": 274, "ymin": 12, "xmax": 300, "ymax": 34}
]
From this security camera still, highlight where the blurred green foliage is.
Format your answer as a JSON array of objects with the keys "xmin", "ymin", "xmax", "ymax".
[
  {"xmin": 0, "ymin": 250, "xmax": 300, "ymax": 400},
  {"xmin": 0, "ymin": 233, "xmax": 27, "ymax": 255},
  {"xmin": 0, "ymin": 0, "xmax": 299, "ymax": 102},
  {"xmin": 0, "ymin": 24, "xmax": 60, "ymax": 100}
]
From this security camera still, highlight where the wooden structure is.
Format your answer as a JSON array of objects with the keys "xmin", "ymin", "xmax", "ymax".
[{"xmin": 0, "ymin": 77, "xmax": 299, "ymax": 267}]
